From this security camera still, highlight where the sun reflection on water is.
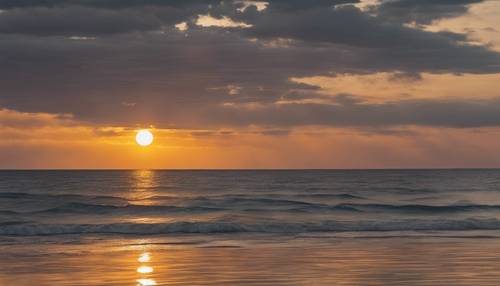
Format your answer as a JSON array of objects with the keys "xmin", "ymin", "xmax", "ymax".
[
  {"xmin": 138, "ymin": 253, "xmax": 151, "ymax": 263},
  {"xmin": 136, "ymin": 252, "xmax": 157, "ymax": 285},
  {"xmin": 129, "ymin": 169, "xmax": 158, "ymax": 205},
  {"xmin": 132, "ymin": 170, "xmax": 156, "ymax": 191},
  {"xmin": 137, "ymin": 266, "xmax": 154, "ymax": 274},
  {"xmin": 137, "ymin": 278, "xmax": 157, "ymax": 286},
  {"xmin": 130, "ymin": 172, "xmax": 159, "ymax": 285}
]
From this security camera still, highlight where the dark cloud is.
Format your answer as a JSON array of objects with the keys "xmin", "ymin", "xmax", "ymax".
[
  {"xmin": 237, "ymin": 3, "xmax": 499, "ymax": 74},
  {"xmin": 0, "ymin": 0, "xmax": 219, "ymax": 10},
  {"xmin": 243, "ymin": 5, "xmax": 483, "ymax": 52},
  {"xmin": 0, "ymin": 0, "xmax": 357, "ymax": 12},
  {"xmin": 92, "ymin": 128, "xmax": 123, "ymax": 137},
  {"xmin": 190, "ymin": 130, "xmax": 217, "ymax": 137},
  {"xmin": 354, "ymin": 127, "xmax": 417, "ymax": 137},
  {"xmin": 371, "ymin": 0, "xmax": 484, "ymax": 26},
  {"xmin": 259, "ymin": 0, "xmax": 358, "ymax": 11},
  {"xmin": 0, "ymin": 31, "xmax": 303, "ymax": 122},
  {"xmin": 0, "ymin": 7, "xmax": 161, "ymax": 35},
  {"xmin": 0, "ymin": 0, "xmax": 499, "ymax": 130},
  {"xmin": 257, "ymin": 129, "xmax": 290, "ymax": 136},
  {"xmin": 387, "ymin": 72, "xmax": 423, "ymax": 82},
  {"xmin": 203, "ymin": 96, "xmax": 500, "ymax": 129},
  {"xmin": 0, "ymin": 2, "xmax": 215, "ymax": 36}
]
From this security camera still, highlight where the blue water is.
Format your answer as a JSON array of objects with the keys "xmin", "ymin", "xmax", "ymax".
[{"xmin": 3, "ymin": 170, "xmax": 500, "ymax": 285}]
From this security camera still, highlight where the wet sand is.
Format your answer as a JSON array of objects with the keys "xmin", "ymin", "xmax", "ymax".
[{"xmin": 2, "ymin": 233, "xmax": 500, "ymax": 285}]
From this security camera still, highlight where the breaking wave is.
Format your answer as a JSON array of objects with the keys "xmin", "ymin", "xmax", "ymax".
[{"xmin": 2, "ymin": 219, "xmax": 500, "ymax": 236}]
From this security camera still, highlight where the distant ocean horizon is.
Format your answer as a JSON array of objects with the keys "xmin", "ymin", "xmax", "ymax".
[
  {"xmin": 2, "ymin": 169, "xmax": 500, "ymax": 285},
  {"xmin": 3, "ymin": 167, "xmax": 500, "ymax": 170}
]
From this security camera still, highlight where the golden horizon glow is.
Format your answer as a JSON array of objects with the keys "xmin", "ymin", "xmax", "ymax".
[{"xmin": 136, "ymin": 130, "xmax": 154, "ymax": 147}]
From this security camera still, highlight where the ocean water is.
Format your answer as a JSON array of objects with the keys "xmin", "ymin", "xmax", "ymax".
[{"xmin": 2, "ymin": 169, "xmax": 500, "ymax": 285}]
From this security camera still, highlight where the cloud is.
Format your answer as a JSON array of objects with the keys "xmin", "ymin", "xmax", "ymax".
[
  {"xmin": 0, "ymin": 7, "xmax": 161, "ymax": 36},
  {"xmin": 0, "ymin": 108, "xmax": 74, "ymax": 128},
  {"xmin": 0, "ymin": 1, "xmax": 221, "ymax": 36},
  {"xmin": 0, "ymin": 0, "xmax": 219, "ymax": 10},
  {"xmin": 257, "ymin": 129, "xmax": 291, "ymax": 136},
  {"xmin": 242, "ymin": 4, "xmax": 499, "ymax": 72},
  {"xmin": 196, "ymin": 14, "xmax": 252, "ymax": 28},
  {"xmin": 371, "ymin": 0, "xmax": 484, "ymax": 26},
  {"xmin": 206, "ymin": 95, "xmax": 500, "ymax": 128},
  {"xmin": 0, "ymin": 0, "xmax": 498, "ymax": 132}
]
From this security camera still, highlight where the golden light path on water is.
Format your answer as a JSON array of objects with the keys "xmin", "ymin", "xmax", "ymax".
[
  {"xmin": 131, "ymin": 171, "xmax": 157, "ymax": 285},
  {"xmin": 138, "ymin": 253, "xmax": 151, "ymax": 263},
  {"xmin": 137, "ymin": 266, "xmax": 154, "ymax": 274},
  {"xmin": 129, "ymin": 170, "xmax": 158, "ymax": 205},
  {"xmin": 137, "ymin": 279, "xmax": 157, "ymax": 286},
  {"xmin": 137, "ymin": 252, "xmax": 156, "ymax": 285}
]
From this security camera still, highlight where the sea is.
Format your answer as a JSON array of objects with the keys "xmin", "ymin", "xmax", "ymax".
[{"xmin": 1, "ymin": 169, "xmax": 500, "ymax": 285}]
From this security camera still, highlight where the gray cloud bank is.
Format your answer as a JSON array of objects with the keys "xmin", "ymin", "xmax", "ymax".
[{"xmin": 0, "ymin": 0, "xmax": 499, "ymax": 130}]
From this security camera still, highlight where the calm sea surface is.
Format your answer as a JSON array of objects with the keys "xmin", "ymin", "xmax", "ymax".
[{"xmin": 2, "ymin": 170, "xmax": 500, "ymax": 285}]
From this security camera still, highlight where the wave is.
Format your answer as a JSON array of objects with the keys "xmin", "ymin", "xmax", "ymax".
[
  {"xmin": 29, "ymin": 202, "xmax": 359, "ymax": 215},
  {"xmin": 337, "ymin": 203, "xmax": 500, "ymax": 213},
  {"xmin": 0, "ymin": 221, "xmax": 27, "ymax": 227},
  {"xmin": 10, "ymin": 201, "xmax": 500, "ymax": 216},
  {"xmin": 0, "ymin": 192, "xmax": 126, "ymax": 201},
  {"xmin": 293, "ymin": 194, "xmax": 366, "ymax": 200},
  {"xmin": 4, "ymin": 191, "xmax": 500, "ymax": 216},
  {"xmin": 196, "ymin": 197, "xmax": 320, "ymax": 207},
  {"xmin": 33, "ymin": 203, "xmax": 224, "ymax": 215},
  {"xmin": 2, "ymin": 219, "xmax": 500, "ymax": 236}
]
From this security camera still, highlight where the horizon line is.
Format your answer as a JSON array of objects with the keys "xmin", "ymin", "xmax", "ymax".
[{"xmin": 2, "ymin": 168, "xmax": 500, "ymax": 171}]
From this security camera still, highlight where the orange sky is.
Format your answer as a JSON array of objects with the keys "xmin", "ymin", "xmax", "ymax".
[{"xmin": 3, "ymin": 106, "xmax": 500, "ymax": 169}]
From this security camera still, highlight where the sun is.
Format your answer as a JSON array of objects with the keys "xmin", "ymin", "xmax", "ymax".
[{"xmin": 136, "ymin": 130, "xmax": 154, "ymax": 146}]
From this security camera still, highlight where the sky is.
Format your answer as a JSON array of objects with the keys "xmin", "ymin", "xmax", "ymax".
[{"xmin": 1, "ymin": 0, "xmax": 500, "ymax": 169}]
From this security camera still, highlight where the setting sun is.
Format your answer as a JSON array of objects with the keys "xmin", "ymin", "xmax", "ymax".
[{"xmin": 136, "ymin": 130, "xmax": 154, "ymax": 146}]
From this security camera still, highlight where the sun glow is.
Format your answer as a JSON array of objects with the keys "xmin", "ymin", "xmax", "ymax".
[{"xmin": 136, "ymin": 130, "xmax": 154, "ymax": 146}]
